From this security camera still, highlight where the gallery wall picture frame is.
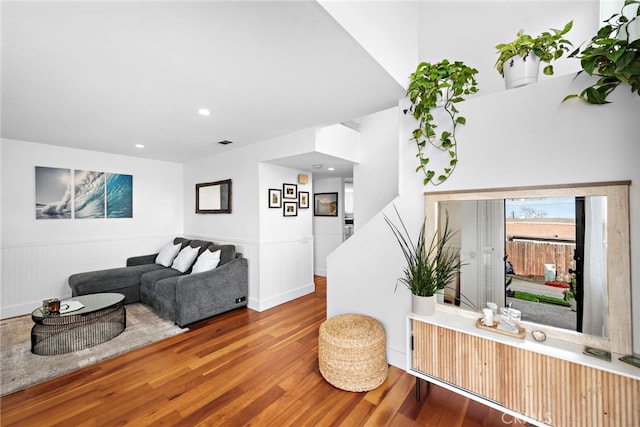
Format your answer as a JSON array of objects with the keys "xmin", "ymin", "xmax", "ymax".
[
  {"xmin": 283, "ymin": 201, "xmax": 298, "ymax": 217},
  {"xmin": 283, "ymin": 183, "xmax": 297, "ymax": 199},
  {"xmin": 299, "ymin": 191, "xmax": 309, "ymax": 209},
  {"xmin": 314, "ymin": 192, "xmax": 338, "ymax": 217},
  {"xmin": 268, "ymin": 188, "xmax": 282, "ymax": 208}
]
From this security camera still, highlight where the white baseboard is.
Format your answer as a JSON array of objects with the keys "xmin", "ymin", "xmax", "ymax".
[
  {"xmin": 252, "ymin": 282, "xmax": 315, "ymax": 312},
  {"xmin": 387, "ymin": 346, "xmax": 406, "ymax": 370}
]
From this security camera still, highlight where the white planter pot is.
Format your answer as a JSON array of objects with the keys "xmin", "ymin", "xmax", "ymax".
[
  {"xmin": 412, "ymin": 294, "xmax": 437, "ymax": 316},
  {"xmin": 503, "ymin": 53, "xmax": 540, "ymax": 89}
]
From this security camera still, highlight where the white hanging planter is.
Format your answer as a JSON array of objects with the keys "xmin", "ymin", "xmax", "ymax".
[
  {"xmin": 412, "ymin": 294, "xmax": 437, "ymax": 316},
  {"xmin": 503, "ymin": 52, "xmax": 541, "ymax": 89}
]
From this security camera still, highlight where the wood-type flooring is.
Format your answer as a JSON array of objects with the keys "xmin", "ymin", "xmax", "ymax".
[{"xmin": 0, "ymin": 276, "xmax": 523, "ymax": 426}]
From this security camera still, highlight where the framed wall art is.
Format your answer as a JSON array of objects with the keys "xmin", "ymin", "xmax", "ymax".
[
  {"xmin": 35, "ymin": 166, "xmax": 72, "ymax": 219},
  {"xmin": 196, "ymin": 179, "xmax": 232, "ymax": 214},
  {"xmin": 74, "ymin": 170, "xmax": 106, "ymax": 219},
  {"xmin": 283, "ymin": 201, "xmax": 298, "ymax": 217},
  {"xmin": 268, "ymin": 188, "xmax": 282, "ymax": 208},
  {"xmin": 36, "ymin": 166, "xmax": 133, "ymax": 220},
  {"xmin": 314, "ymin": 192, "xmax": 338, "ymax": 217},
  {"xmin": 299, "ymin": 191, "xmax": 309, "ymax": 209},
  {"xmin": 283, "ymin": 183, "xmax": 297, "ymax": 199}
]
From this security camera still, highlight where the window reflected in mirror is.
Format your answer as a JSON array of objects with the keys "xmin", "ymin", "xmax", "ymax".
[{"xmin": 438, "ymin": 195, "xmax": 608, "ymax": 339}]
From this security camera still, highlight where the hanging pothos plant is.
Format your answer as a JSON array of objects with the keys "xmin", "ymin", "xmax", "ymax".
[
  {"xmin": 564, "ymin": 0, "xmax": 640, "ymax": 104},
  {"xmin": 404, "ymin": 60, "xmax": 479, "ymax": 186}
]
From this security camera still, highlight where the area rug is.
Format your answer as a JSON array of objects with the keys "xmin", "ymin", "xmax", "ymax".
[{"xmin": 0, "ymin": 303, "xmax": 187, "ymax": 396}]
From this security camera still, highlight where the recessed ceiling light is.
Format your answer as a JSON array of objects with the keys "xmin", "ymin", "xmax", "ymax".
[
  {"xmin": 312, "ymin": 164, "xmax": 323, "ymax": 169},
  {"xmin": 328, "ymin": 167, "xmax": 335, "ymax": 171},
  {"xmin": 198, "ymin": 108, "xmax": 211, "ymax": 116},
  {"xmin": 135, "ymin": 144, "xmax": 144, "ymax": 148}
]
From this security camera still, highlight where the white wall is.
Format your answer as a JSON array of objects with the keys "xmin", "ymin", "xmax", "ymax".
[
  {"xmin": 315, "ymin": 124, "xmax": 360, "ymax": 163},
  {"xmin": 318, "ymin": 0, "xmax": 419, "ymax": 88},
  {"xmin": 257, "ymin": 163, "xmax": 314, "ymax": 310},
  {"xmin": 183, "ymin": 129, "xmax": 317, "ymax": 311},
  {"xmin": 328, "ymin": 101, "xmax": 423, "ymax": 368},
  {"xmin": 328, "ymin": 73, "xmax": 640, "ymax": 369},
  {"xmin": 419, "ymin": 1, "xmax": 598, "ymax": 97},
  {"xmin": 353, "ymin": 107, "xmax": 400, "ymax": 227},
  {"xmin": 1, "ymin": 139, "xmax": 183, "ymax": 318},
  {"xmin": 313, "ymin": 177, "xmax": 344, "ymax": 276}
]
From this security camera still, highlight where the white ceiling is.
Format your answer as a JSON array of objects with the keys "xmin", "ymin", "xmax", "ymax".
[{"xmin": 1, "ymin": 1, "xmax": 404, "ymax": 169}]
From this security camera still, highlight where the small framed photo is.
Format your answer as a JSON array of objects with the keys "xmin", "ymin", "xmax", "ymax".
[
  {"xmin": 314, "ymin": 192, "xmax": 338, "ymax": 217},
  {"xmin": 268, "ymin": 188, "xmax": 282, "ymax": 208},
  {"xmin": 283, "ymin": 183, "xmax": 297, "ymax": 199},
  {"xmin": 283, "ymin": 201, "xmax": 298, "ymax": 217},
  {"xmin": 298, "ymin": 191, "xmax": 309, "ymax": 209}
]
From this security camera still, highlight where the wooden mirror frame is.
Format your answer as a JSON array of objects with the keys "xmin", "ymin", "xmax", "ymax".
[
  {"xmin": 196, "ymin": 179, "xmax": 232, "ymax": 214},
  {"xmin": 425, "ymin": 181, "xmax": 632, "ymax": 354}
]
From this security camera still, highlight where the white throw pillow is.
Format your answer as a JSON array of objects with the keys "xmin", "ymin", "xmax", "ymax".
[
  {"xmin": 171, "ymin": 245, "xmax": 200, "ymax": 273},
  {"xmin": 155, "ymin": 242, "xmax": 181, "ymax": 267},
  {"xmin": 191, "ymin": 249, "xmax": 221, "ymax": 274}
]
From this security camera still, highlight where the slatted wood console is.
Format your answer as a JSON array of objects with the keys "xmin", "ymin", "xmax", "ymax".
[{"xmin": 407, "ymin": 313, "xmax": 640, "ymax": 427}]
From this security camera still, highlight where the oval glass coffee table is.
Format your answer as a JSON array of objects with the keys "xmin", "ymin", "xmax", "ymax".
[{"xmin": 31, "ymin": 293, "xmax": 126, "ymax": 355}]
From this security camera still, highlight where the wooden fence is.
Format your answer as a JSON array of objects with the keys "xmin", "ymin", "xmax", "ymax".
[{"xmin": 506, "ymin": 240, "xmax": 575, "ymax": 280}]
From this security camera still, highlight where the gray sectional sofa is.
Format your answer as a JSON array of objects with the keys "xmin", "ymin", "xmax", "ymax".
[{"xmin": 68, "ymin": 237, "xmax": 248, "ymax": 327}]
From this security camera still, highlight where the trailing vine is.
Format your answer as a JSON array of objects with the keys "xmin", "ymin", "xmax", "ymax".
[
  {"xmin": 404, "ymin": 60, "xmax": 479, "ymax": 186},
  {"xmin": 564, "ymin": 0, "xmax": 640, "ymax": 104}
]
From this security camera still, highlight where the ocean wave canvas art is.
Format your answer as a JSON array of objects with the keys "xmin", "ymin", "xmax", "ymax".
[
  {"xmin": 35, "ymin": 167, "xmax": 72, "ymax": 219},
  {"xmin": 74, "ymin": 170, "xmax": 105, "ymax": 219},
  {"xmin": 106, "ymin": 173, "xmax": 133, "ymax": 218}
]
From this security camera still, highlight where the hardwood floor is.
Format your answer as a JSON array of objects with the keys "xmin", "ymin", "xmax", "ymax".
[{"xmin": 1, "ymin": 276, "xmax": 516, "ymax": 426}]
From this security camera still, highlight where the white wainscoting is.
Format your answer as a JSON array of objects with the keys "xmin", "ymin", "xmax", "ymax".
[
  {"xmin": 1, "ymin": 234, "xmax": 315, "ymax": 319},
  {"xmin": 257, "ymin": 236, "xmax": 314, "ymax": 311},
  {"xmin": 1, "ymin": 235, "xmax": 174, "ymax": 319}
]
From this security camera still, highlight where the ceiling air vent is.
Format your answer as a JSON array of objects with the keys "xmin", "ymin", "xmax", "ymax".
[{"xmin": 218, "ymin": 140, "xmax": 234, "ymax": 145}]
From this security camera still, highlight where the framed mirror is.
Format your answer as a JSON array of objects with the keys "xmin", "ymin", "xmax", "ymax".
[
  {"xmin": 425, "ymin": 181, "xmax": 631, "ymax": 354},
  {"xmin": 196, "ymin": 179, "xmax": 232, "ymax": 214}
]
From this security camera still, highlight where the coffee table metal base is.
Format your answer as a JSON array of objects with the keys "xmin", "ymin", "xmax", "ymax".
[{"xmin": 31, "ymin": 303, "xmax": 126, "ymax": 355}]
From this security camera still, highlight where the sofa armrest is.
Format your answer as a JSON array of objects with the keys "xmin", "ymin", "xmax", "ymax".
[
  {"xmin": 127, "ymin": 254, "xmax": 158, "ymax": 267},
  {"xmin": 174, "ymin": 256, "xmax": 248, "ymax": 327}
]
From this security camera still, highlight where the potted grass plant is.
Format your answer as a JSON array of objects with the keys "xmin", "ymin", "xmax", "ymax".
[
  {"xmin": 495, "ymin": 21, "xmax": 573, "ymax": 89},
  {"xmin": 384, "ymin": 206, "xmax": 465, "ymax": 316}
]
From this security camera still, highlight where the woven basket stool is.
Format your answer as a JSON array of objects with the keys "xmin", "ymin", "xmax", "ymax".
[{"xmin": 318, "ymin": 313, "xmax": 388, "ymax": 392}]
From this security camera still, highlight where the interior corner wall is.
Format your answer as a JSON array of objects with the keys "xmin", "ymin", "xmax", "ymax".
[
  {"xmin": 315, "ymin": 123, "xmax": 360, "ymax": 163},
  {"xmin": 258, "ymin": 163, "xmax": 314, "ymax": 310},
  {"xmin": 0, "ymin": 139, "xmax": 184, "ymax": 318},
  {"xmin": 353, "ymin": 107, "xmax": 400, "ymax": 227},
  {"xmin": 318, "ymin": 0, "xmax": 419, "ymax": 87},
  {"xmin": 182, "ymin": 129, "xmax": 317, "ymax": 312},
  {"xmin": 327, "ymin": 103, "xmax": 423, "ymax": 368},
  {"xmin": 313, "ymin": 176, "xmax": 344, "ymax": 276}
]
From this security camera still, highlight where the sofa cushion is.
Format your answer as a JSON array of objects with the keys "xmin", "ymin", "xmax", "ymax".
[
  {"xmin": 186, "ymin": 239, "xmax": 213, "ymax": 254},
  {"xmin": 154, "ymin": 276, "xmax": 179, "ymax": 301},
  {"xmin": 155, "ymin": 242, "xmax": 181, "ymax": 267},
  {"xmin": 69, "ymin": 263, "xmax": 164, "ymax": 295},
  {"xmin": 171, "ymin": 245, "xmax": 199, "ymax": 273},
  {"xmin": 191, "ymin": 249, "xmax": 221, "ymax": 274},
  {"xmin": 208, "ymin": 244, "xmax": 236, "ymax": 266},
  {"xmin": 141, "ymin": 268, "xmax": 183, "ymax": 292}
]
